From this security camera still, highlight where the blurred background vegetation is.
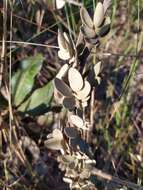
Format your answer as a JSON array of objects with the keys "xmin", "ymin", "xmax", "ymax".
[{"xmin": 0, "ymin": 0, "xmax": 143, "ymax": 189}]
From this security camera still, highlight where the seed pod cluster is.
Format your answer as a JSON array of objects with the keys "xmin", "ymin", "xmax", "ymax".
[
  {"xmin": 80, "ymin": 2, "xmax": 111, "ymax": 45},
  {"xmin": 44, "ymin": 1, "xmax": 111, "ymax": 188}
]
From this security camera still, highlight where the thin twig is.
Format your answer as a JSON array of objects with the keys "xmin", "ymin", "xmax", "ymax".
[
  {"xmin": 91, "ymin": 168, "xmax": 143, "ymax": 190},
  {"xmin": 0, "ymin": 40, "xmax": 59, "ymax": 49},
  {"xmin": 91, "ymin": 51, "xmax": 143, "ymax": 58}
]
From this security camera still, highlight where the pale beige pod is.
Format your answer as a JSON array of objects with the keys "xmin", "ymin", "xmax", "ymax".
[
  {"xmin": 75, "ymin": 80, "xmax": 91, "ymax": 100},
  {"xmin": 68, "ymin": 68, "xmax": 83, "ymax": 92},
  {"xmin": 54, "ymin": 78, "xmax": 72, "ymax": 97},
  {"xmin": 55, "ymin": 0, "xmax": 65, "ymax": 9},
  {"xmin": 94, "ymin": 61, "xmax": 101, "ymax": 77},
  {"xmin": 63, "ymin": 32, "xmax": 74, "ymax": 58},
  {"xmin": 58, "ymin": 49, "xmax": 71, "ymax": 60},
  {"xmin": 53, "ymin": 129, "xmax": 63, "ymax": 140},
  {"xmin": 44, "ymin": 138, "xmax": 63, "ymax": 150},
  {"xmin": 80, "ymin": 7, "xmax": 93, "ymax": 29},
  {"xmin": 81, "ymin": 24, "xmax": 95, "ymax": 39},
  {"xmin": 56, "ymin": 64, "xmax": 69, "ymax": 79},
  {"xmin": 70, "ymin": 115, "xmax": 84, "ymax": 129},
  {"xmin": 93, "ymin": 2, "xmax": 104, "ymax": 28},
  {"xmin": 58, "ymin": 30, "xmax": 67, "ymax": 50}
]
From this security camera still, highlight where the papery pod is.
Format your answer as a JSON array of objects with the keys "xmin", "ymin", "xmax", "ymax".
[
  {"xmin": 103, "ymin": 0, "xmax": 111, "ymax": 14},
  {"xmin": 54, "ymin": 88, "xmax": 64, "ymax": 104},
  {"xmin": 94, "ymin": 61, "xmax": 101, "ymax": 77},
  {"xmin": 63, "ymin": 32, "xmax": 74, "ymax": 58},
  {"xmin": 58, "ymin": 49, "xmax": 71, "ymax": 60},
  {"xmin": 93, "ymin": 2, "xmax": 104, "ymax": 28},
  {"xmin": 68, "ymin": 68, "xmax": 83, "ymax": 92},
  {"xmin": 85, "ymin": 37, "xmax": 99, "ymax": 45},
  {"xmin": 98, "ymin": 17, "xmax": 111, "ymax": 37},
  {"xmin": 63, "ymin": 96, "xmax": 76, "ymax": 110},
  {"xmin": 70, "ymin": 115, "xmax": 84, "ymax": 128},
  {"xmin": 56, "ymin": 64, "xmax": 69, "ymax": 79},
  {"xmin": 81, "ymin": 25, "xmax": 95, "ymax": 39},
  {"xmin": 53, "ymin": 128, "xmax": 63, "ymax": 140},
  {"xmin": 44, "ymin": 138, "xmax": 64, "ymax": 150},
  {"xmin": 55, "ymin": 0, "xmax": 65, "ymax": 9},
  {"xmin": 80, "ymin": 7, "xmax": 93, "ymax": 29},
  {"xmin": 64, "ymin": 127, "xmax": 79, "ymax": 139},
  {"xmin": 58, "ymin": 30, "xmax": 67, "ymax": 50},
  {"xmin": 94, "ymin": 61, "xmax": 101, "ymax": 84},
  {"xmin": 75, "ymin": 81, "xmax": 91, "ymax": 100},
  {"xmin": 54, "ymin": 78, "xmax": 72, "ymax": 97}
]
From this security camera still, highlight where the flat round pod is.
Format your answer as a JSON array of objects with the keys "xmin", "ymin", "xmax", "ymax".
[
  {"xmin": 93, "ymin": 2, "xmax": 104, "ymax": 28},
  {"xmin": 98, "ymin": 24, "xmax": 110, "ymax": 37},
  {"xmin": 54, "ymin": 78, "xmax": 72, "ymax": 97},
  {"xmin": 53, "ymin": 129, "xmax": 63, "ymax": 140},
  {"xmin": 64, "ymin": 127, "xmax": 78, "ymax": 139},
  {"xmin": 56, "ymin": 64, "xmax": 69, "ymax": 79},
  {"xmin": 81, "ymin": 25, "xmax": 95, "ymax": 39},
  {"xmin": 55, "ymin": 0, "xmax": 65, "ymax": 9},
  {"xmin": 68, "ymin": 68, "xmax": 83, "ymax": 92},
  {"xmin": 58, "ymin": 49, "xmax": 71, "ymax": 60},
  {"xmin": 70, "ymin": 115, "xmax": 84, "ymax": 128},
  {"xmin": 63, "ymin": 96, "xmax": 76, "ymax": 110},
  {"xmin": 80, "ymin": 7, "xmax": 93, "ymax": 29},
  {"xmin": 76, "ymin": 81, "xmax": 91, "ymax": 100},
  {"xmin": 44, "ymin": 138, "xmax": 63, "ymax": 150}
]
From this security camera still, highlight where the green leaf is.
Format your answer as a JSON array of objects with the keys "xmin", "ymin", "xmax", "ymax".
[
  {"xmin": 18, "ymin": 81, "xmax": 54, "ymax": 115},
  {"xmin": 13, "ymin": 54, "xmax": 44, "ymax": 106},
  {"xmin": 11, "ymin": 69, "xmax": 21, "ymax": 96}
]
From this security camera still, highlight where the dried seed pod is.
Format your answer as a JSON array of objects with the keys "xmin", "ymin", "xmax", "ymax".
[
  {"xmin": 64, "ymin": 127, "xmax": 79, "ymax": 139},
  {"xmin": 94, "ymin": 61, "xmax": 101, "ymax": 77},
  {"xmin": 75, "ymin": 81, "xmax": 91, "ymax": 100},
  {"xmin": 80, "ymin": 25, "xmax": 95, "ymax": 39},
  {"xmin": 98, "ymin": 23, "xmax": 110, "ymax": 37},
  {"xmin": 56, "ymin": 64, "xmax": 69, "ymax": 79},
  {"xmin": 55, "ymin": 0, "xmax": 65, "ymax": 9},
  {"xmin": 94, "ymin": 61, "xmax": 101, "ymax": 84},
  {"xmin": 58, "ymin": 49, "xmax": 71, "ymax": 60},
  {"xmin": 54, "ymin": 78, "xmax": 72, "ymax": 97},
  {"xmin": 44, "ymin": 138, "xmax": 64, "ymax": 150},
  {"xmin": 45, "ymin": 129, "xmax": 65, "ymax": 150},
  {"xmin": 70, "ymin": 115, "xmax": 84, "ymax": 128},
  {"xmin": 68, "ymin": 68, "xmax": 83, "ymax": 92},
  {"xmin": 93, "ymin": 2, "xmax": 104, "ymax": 28},
  {"xmin": 53, "ymin": 128, "xmax": 63, "ymax": 140},
  {"xmin": 103, "ymin": 0, "xmax": 111, "ymax": 14},
  {"xmin": 80, "ymin": 7, "xmax": 93, "ymax": 29},
  {"xmin": 63, "ymin": 96, "xmax": 76, "ymax": 110},
  {"xmin": 58, "ymin": 30, "xmax": 75, "ymax": 61},
  {"xmin": 58, "ymin": 30, "xmax": 68, "ymax": 50}
]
